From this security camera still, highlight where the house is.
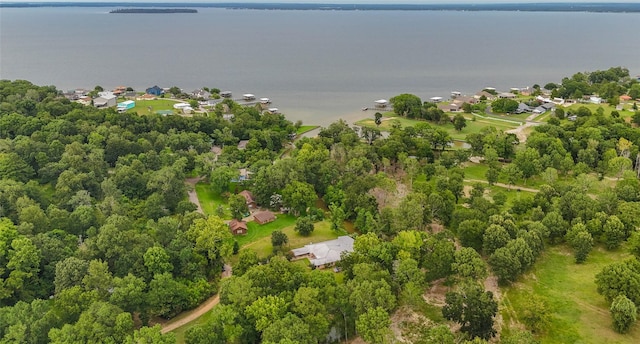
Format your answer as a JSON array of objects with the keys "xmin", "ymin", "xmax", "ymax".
[
  {"xmin": 451, "ymin": 91, "xmax": 462, "ymax": 98},
  {"xmin": 514, "ymin": 103, "xmax": 531, "ymax": 114},
  {"xmin": 474, "ymin": 91, "xmax": 496, "ymax": 101},
  {"xmin": 498, "ymin": 92, "xmax": 517, "ymax": 99},
  {"xmin": 541, "ymin": 102, "xmax": 555, "ymax": 111},
  {"xmin": 267, "ymin": 108, "xmax": 279, "ymax": 114},
  {"xmin": 124, "ymin": 91, "xmax": 138, "ymax": 99},
  {"xmin": 237, "ymin": 169, "xmax": 252, "ymax": 182},
  {"xmin": 117, "ymin": 100, "xmax": 135, "ymax": 112},
  {"xmin": 532, "ymin": 106, "xmax": 546, "ymax": 114},
  {"xmin": 430, "ymin": 96, "xmax": 443, "ymax": 103},
  {"xmin": 243, "ymin": 94, "xmax": 255, "ymax": 101},
  {"xmin": 173, "ymin": 102, "xmax": 191, "ymax": 110},
  {"xmin": 620, "ymin": 95, "xmax": 632, "ymax": 102},
  {"xmin": 238, "ymin": 190, "xmax": 256, "ymax": 207},
  {"xmin": 146, "ymin": 85, "xmax": 164, "ymax": 96},
  {"xmin": 229, "ymin": 219, "xmax": 248, "ymax": 235},
  {"xmin": 291, "ymin": 236, "xmax": 355, "ymax": 269},
  {"xmin": 112, "ymin": 86, "xmax": 127, "ymax": 96},
  {"xmin": 77, "ymin": 96, "xmax": 92, "ymax": 106},
  {"xmin": 220, "ymin": 91, "xmax": 232, "ymax": 98},
  {"xmin": 438, "ymin": 103, "xmax": 461, "ymax": 112},
  {"xmin": 590, "ymin": 96, "xmax": 603, "ymax": 104},
  {"xmin": 93, "ymin": 93, "xmax": 117, "ymax": 108},
  {"xmin": 191, "ymin": 89, "xmax": 211, "ymax": 100},
  {"xmin": 253, "ymin": 211, "xmax": 276, "ymax": 225},
  {"xmin": 260, "ymin": 97, "xmax": 271, "ymax": 104}
]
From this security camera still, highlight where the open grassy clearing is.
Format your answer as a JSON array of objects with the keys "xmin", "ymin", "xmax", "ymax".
[
  {"xmin": 242, "ymin": 220, "xmax": 345, "ymax": 258},
  {"xmin": 194, "ymin": 183, "xmax": 232, "ymax": 219},
  {"xmin": 235, "ymin": 214, "xmax": 297, "ymax": 248},
  {"xmin": 296, "ymin": 125, "xmax": 319, "ymax": 135},
  {"xmin": 125, "ymin": 99, "xmax": 184, "ymax": 114},
  {"xmin": 355, "ymin": 113, "xmax": 518, "ymax": 141},
  {"xmin": 501, "ymin": 245, "xmax": 640, "ymax": 343},
  {"xmin": 562, "ymin": 103, "xmax": 632, "ymax": 117}
]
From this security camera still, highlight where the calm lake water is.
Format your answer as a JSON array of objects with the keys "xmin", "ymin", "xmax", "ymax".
[{"xmin": 1, "ymin": 7, "xmax": 639, "ymax": 126}]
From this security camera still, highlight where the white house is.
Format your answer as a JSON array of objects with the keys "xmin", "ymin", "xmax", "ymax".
[
  {"xmin": 374, "ymin": 99, "xmax": 389, "ymax": 108},
  {"xmin": 291, "ymin": 236, "xmax": 354, "ymax": 268}
]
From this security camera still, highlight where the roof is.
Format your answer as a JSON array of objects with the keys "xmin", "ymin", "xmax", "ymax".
[
  {"xmin": 238, "ymin": 190, "xmax": 254, "ymax": 203},
  {"xmin": 237, "ymin": 140, "xmax": 249, "ymax": 149},
  {"xmin": 253, "ymin": 211, "xmax": 276, "ymax": 223},
  {"xmin": 375, "ymin": 99, "xmax": 388, "ymax": 104},
  {"xmin": 292, "ymin": 236, "xmax": 354, "ymax": 267},
  {"xmin": 229, "ymin": 219, "xmax": 248, "ymax": 232}
]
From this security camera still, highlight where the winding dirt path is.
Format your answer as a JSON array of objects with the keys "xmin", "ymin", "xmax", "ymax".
[
  {"xmin": 464, "ymin": 179, "xmax": 540, "ymax": 193},
  {"xmin": 185, "ymin": 177, "xmax": 204, "ymax": 214},
  {"xmin": 160, "ymin": 294, "xmax": 220, "ymax": 334}
]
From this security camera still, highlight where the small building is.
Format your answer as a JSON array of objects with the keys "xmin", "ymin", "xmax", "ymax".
[
  {"xmin": 590, "ymin": 96, "xmax": 603, "ymax": 104},
  {"xmin": 541, "ymin": 102, "xmax": 555, "ymax": 111},
  {"xmin": 430, "ymin": 96, "xmax": 443, "ymax": 103},
  {"xmin": 253, "ymin": 211, "xmax": 276, "ymax": 225},
  {"xmin": 374, "ymin": 99, "xmax": 388, "ymax": 108},
  {"xmin": 268, "ymin": 108, "xmax": 279, "ymax": 114},
  {"xmin": 229, "ymin": 219, "xmax": 248, "ymax": 235},
  {"xmin": 146, "ymin": 85, "xmax": 164, "ymax": 96},
  {"xmin": 620, "ymin": 95, "xmax": 632, "ymax": 102},
  {"xmin": 451, "ymin": 91, "xmax": 462, "ymax": 98},
  {"xmin": 220, "ymin": 91, "xmax": 232, "ymax": 98},
  {"xmin": 438, "ymin": 103, "xmax": 461, "ymax": 112},
  {"xmin": 498, "ymin": 92, "xmax": 517, "ymax": 99},
  {"xmin": 238, "ymin": 190, "xmax": 256, "ymax": 207},
  {"xmin": 77, "ymin": 96, "xmax": 92, "ymax": 106},
  {"xmin": 291, "ymin": 236, "xmax": 355, "ymax": 269},
  {"xmin": 117, "ymin": 100, "xmax": 135, "ymax": 112},
  {"xmin": 260, "ymin": 97, "xmax": 271, "ymax": 104},
  {"xmin": 243, "ymin": 94, "xmax": 255, "ymax": 101},
  {"xmin": 94, "ymin": 93, "xmax": 117, "ymax": 108},
  {"xmin": 474, "ymin": 91, "xmax": 496, "ymax": 101},
  {"xmin": 173, "ymin": 102, "xmax": 191, "ymax": 109}
]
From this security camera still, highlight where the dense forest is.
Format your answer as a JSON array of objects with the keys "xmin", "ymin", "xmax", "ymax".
[{"xmin": 1, "ymin": 67, "xmax": 640, "ymax": 343}]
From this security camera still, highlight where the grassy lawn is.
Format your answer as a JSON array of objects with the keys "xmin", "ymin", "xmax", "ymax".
[
  {"xmin": 355, "ymin": 113, "xmax": 518, "ymax": 141},
  {"xmin": 235, "ymin": 214, "xmax": 297, "ymax": 248},
  {"xmin": 297, "ymin": 125, "xmax": 319, "ymax": 135},
  {"xmin": 562, "ymin": 103, "xmax": 623, "ymax": 117},
  {"xmin": 501, "ymin": 245, "xmax": 640, "ymax": 343},
  {"xmin": 194, "ymin": 183, "xmax": 231, "ymax": 219},
  {"xmin": 241, "ymin": 220, "xmax": 345, "ymax": 258},
  {"xmin": 125, "ymin": 99, "xmax": 184, "ymax": 115},
  {"xmin": 171, "ymin": 309, "xmax": 216, "ymax": 344}
]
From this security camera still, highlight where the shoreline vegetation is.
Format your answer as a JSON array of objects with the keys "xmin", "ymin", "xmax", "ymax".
[{"xmin": 2, "ymin": 2, "xmax": 640, "ymax": 13}]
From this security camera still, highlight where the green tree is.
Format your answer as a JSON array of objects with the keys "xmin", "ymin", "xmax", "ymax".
[
  {"xmin": 186, "ymin": 216, "xmax": 234, "ymax": 269},
  {"xmin": 457, "ymin": 220, "xmax": 486, "ymax": 252},
  {"xmin": 245, "ymin": 295, "xmax": 288, "ymax": 332},
  {"xmin": 603, "ymin": 215, "xmax": 625, "ymax": 250},
  {"xmin": 390, "ymin": 94, "xmax": 422, "ymax": 118},
  {"xmin": 294, "ymin": 216, "xmax": 315, "ymax": 236},
  {"xmin": 234, "ymin": 249, "xmax": 259, "ymax": 276},
  {"xmin": 54, "ymin": 257, "xmax": 89, "ymax": 294},
  {"xmin": 125, "ymin": 325, "xmax": 175, "ymax": 344},
  {"xmin": 271, "ymin": 230, "xmax": 288, "ymax": 249},
  {"xmin": 491, "ymin": 98, "xmax": 519, "ymax": 113},
  {"xmin": 453, "ymin": 114, "xmax": 467, "ymax": 131},
  {"xmin": 520, "ymin": 295, "xmax": 550, "ymax": 333},
  {"xmin": 355, "ymin": 307, "xmax": 392, "ymax": 344},
  {"xmin": 502, "ymin": 164, "xmax": 523, "ymax": 189},
  {"xmin": 374, "ymin": 112, "xmax": 383, "ymax": 126},
  {"xmin": 228, "ymin": 194, "xmax": 249, "ymax": 220},
  {"xmin": 329, "ymin": 203, "xmax": 346, "ymax": 231},
  {"xmin": 143, "ymin": 246, "xmax": 174, "ymax": 275},
  {"xmin": 610, "ymin": 294, "xmax": 637, "ymax": 333},
  {"xmin": 282, "ymin": 181, "xmax": 316, "ymax": 216},
  {"xmin": 514, "ymin": 148, "xmax": 542, "ymax": 183},
  {"xmin": 452, "ymin": 247, "xmax": 488, "ymax": 281},
  {"xmin": 442, "ymin": 282, "xmax": 498, "ymax": 340},
  {"xmin": 48, "ymin": 301, "xmax": 133, "ymax": 344}
]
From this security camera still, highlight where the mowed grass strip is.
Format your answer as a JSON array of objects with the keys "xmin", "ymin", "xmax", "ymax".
[
  {"xmin": 501, "ymin": 245, "xmax": 640, "ymax": 343},
  {"xmin": 235, "ymin": 214, "xmax": 297, "ymax": 248}
]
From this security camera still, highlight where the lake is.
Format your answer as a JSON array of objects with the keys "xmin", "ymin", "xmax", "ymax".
[{"xmin": 1, "ymin": 7, "xmax": 639, "ymax": 126}]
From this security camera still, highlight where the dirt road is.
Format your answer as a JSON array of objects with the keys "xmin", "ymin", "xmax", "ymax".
[
  {"xmin": 185, "ymin": 177, "xmax": 204, "ymax": 214},
  {"xmin": 160, "ymin": 294, "xmax": 220, "ymax": 334}
]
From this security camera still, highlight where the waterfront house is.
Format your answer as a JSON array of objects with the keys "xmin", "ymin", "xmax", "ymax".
[
  {"xmin": 146, "ymin": 85, "xmax": 164, "ymax": 96},
  {"xmin": 77, "ymin": 96, "xmax": 92, "ymax": 106},
  {"xmin": 514, "ymin": 103, "xmax": 531, "ymax": 114},
  {"xmin": 260, "ymin": 97, "xmax": 271, "ymax": 104},
  {"xmin": 498, "ymin": 92, "xmax": 517, "ymax": 99},
  {"xmin": 291, "ymin": 236, "xmax": 355, "ymax": 269},
  {"xmin": 268, "ymin": 108, "xmax": 279, "ymax": 114},
  {"xmin": 191, "ymin": 89, "xmax": 211, "ymax": 100},
  {"xmin": 94, "ymin": 93, "xmax": 117, "ymax": 108},
  {"xmin": 253, "ymin": 211, "xmax": 276, "ymax": 225},
  {"xmin": 229, "ymin": 219, "xmax": 248, "ymax": 235},
  {"xmin": 474, "ymin": 91, "xmax": 496, "ymax": 101},
  {"xmin": 220, "ymin": 91, "xmax": 232, "ymax": 98},
  {"xmin": 590, "ymin": 96, "xmax": 603, "ymax": 104},
  {"xmin": 243, "ymin": 94, "xmax": 256, "ymax": 101}
]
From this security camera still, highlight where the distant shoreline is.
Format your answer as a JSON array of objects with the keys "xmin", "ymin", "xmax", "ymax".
[
  {"xmin": 110, "ymin": 8, "xmax": 197, "ymax": 14},
  {"xmin": 2, "ymin": 2, "xmax": 640, "ymax": 13}
]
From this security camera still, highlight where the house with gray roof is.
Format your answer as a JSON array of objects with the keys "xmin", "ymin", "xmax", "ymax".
[{"xmin": 291, "ymin": 236, "xmax": 354, "ymax": 269}]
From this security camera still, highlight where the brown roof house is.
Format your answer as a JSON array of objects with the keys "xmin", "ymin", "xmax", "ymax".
[
  {"xmin": 238, "ymin": 190, "xmax": 256, "ymax": 208},
  {"xmin": 253, "ymin": 211, "xmax": 276, "ymax": 225},
  {"xmin": 229, "ymin": 219, "xmax": 248, "ymax": 235}
]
